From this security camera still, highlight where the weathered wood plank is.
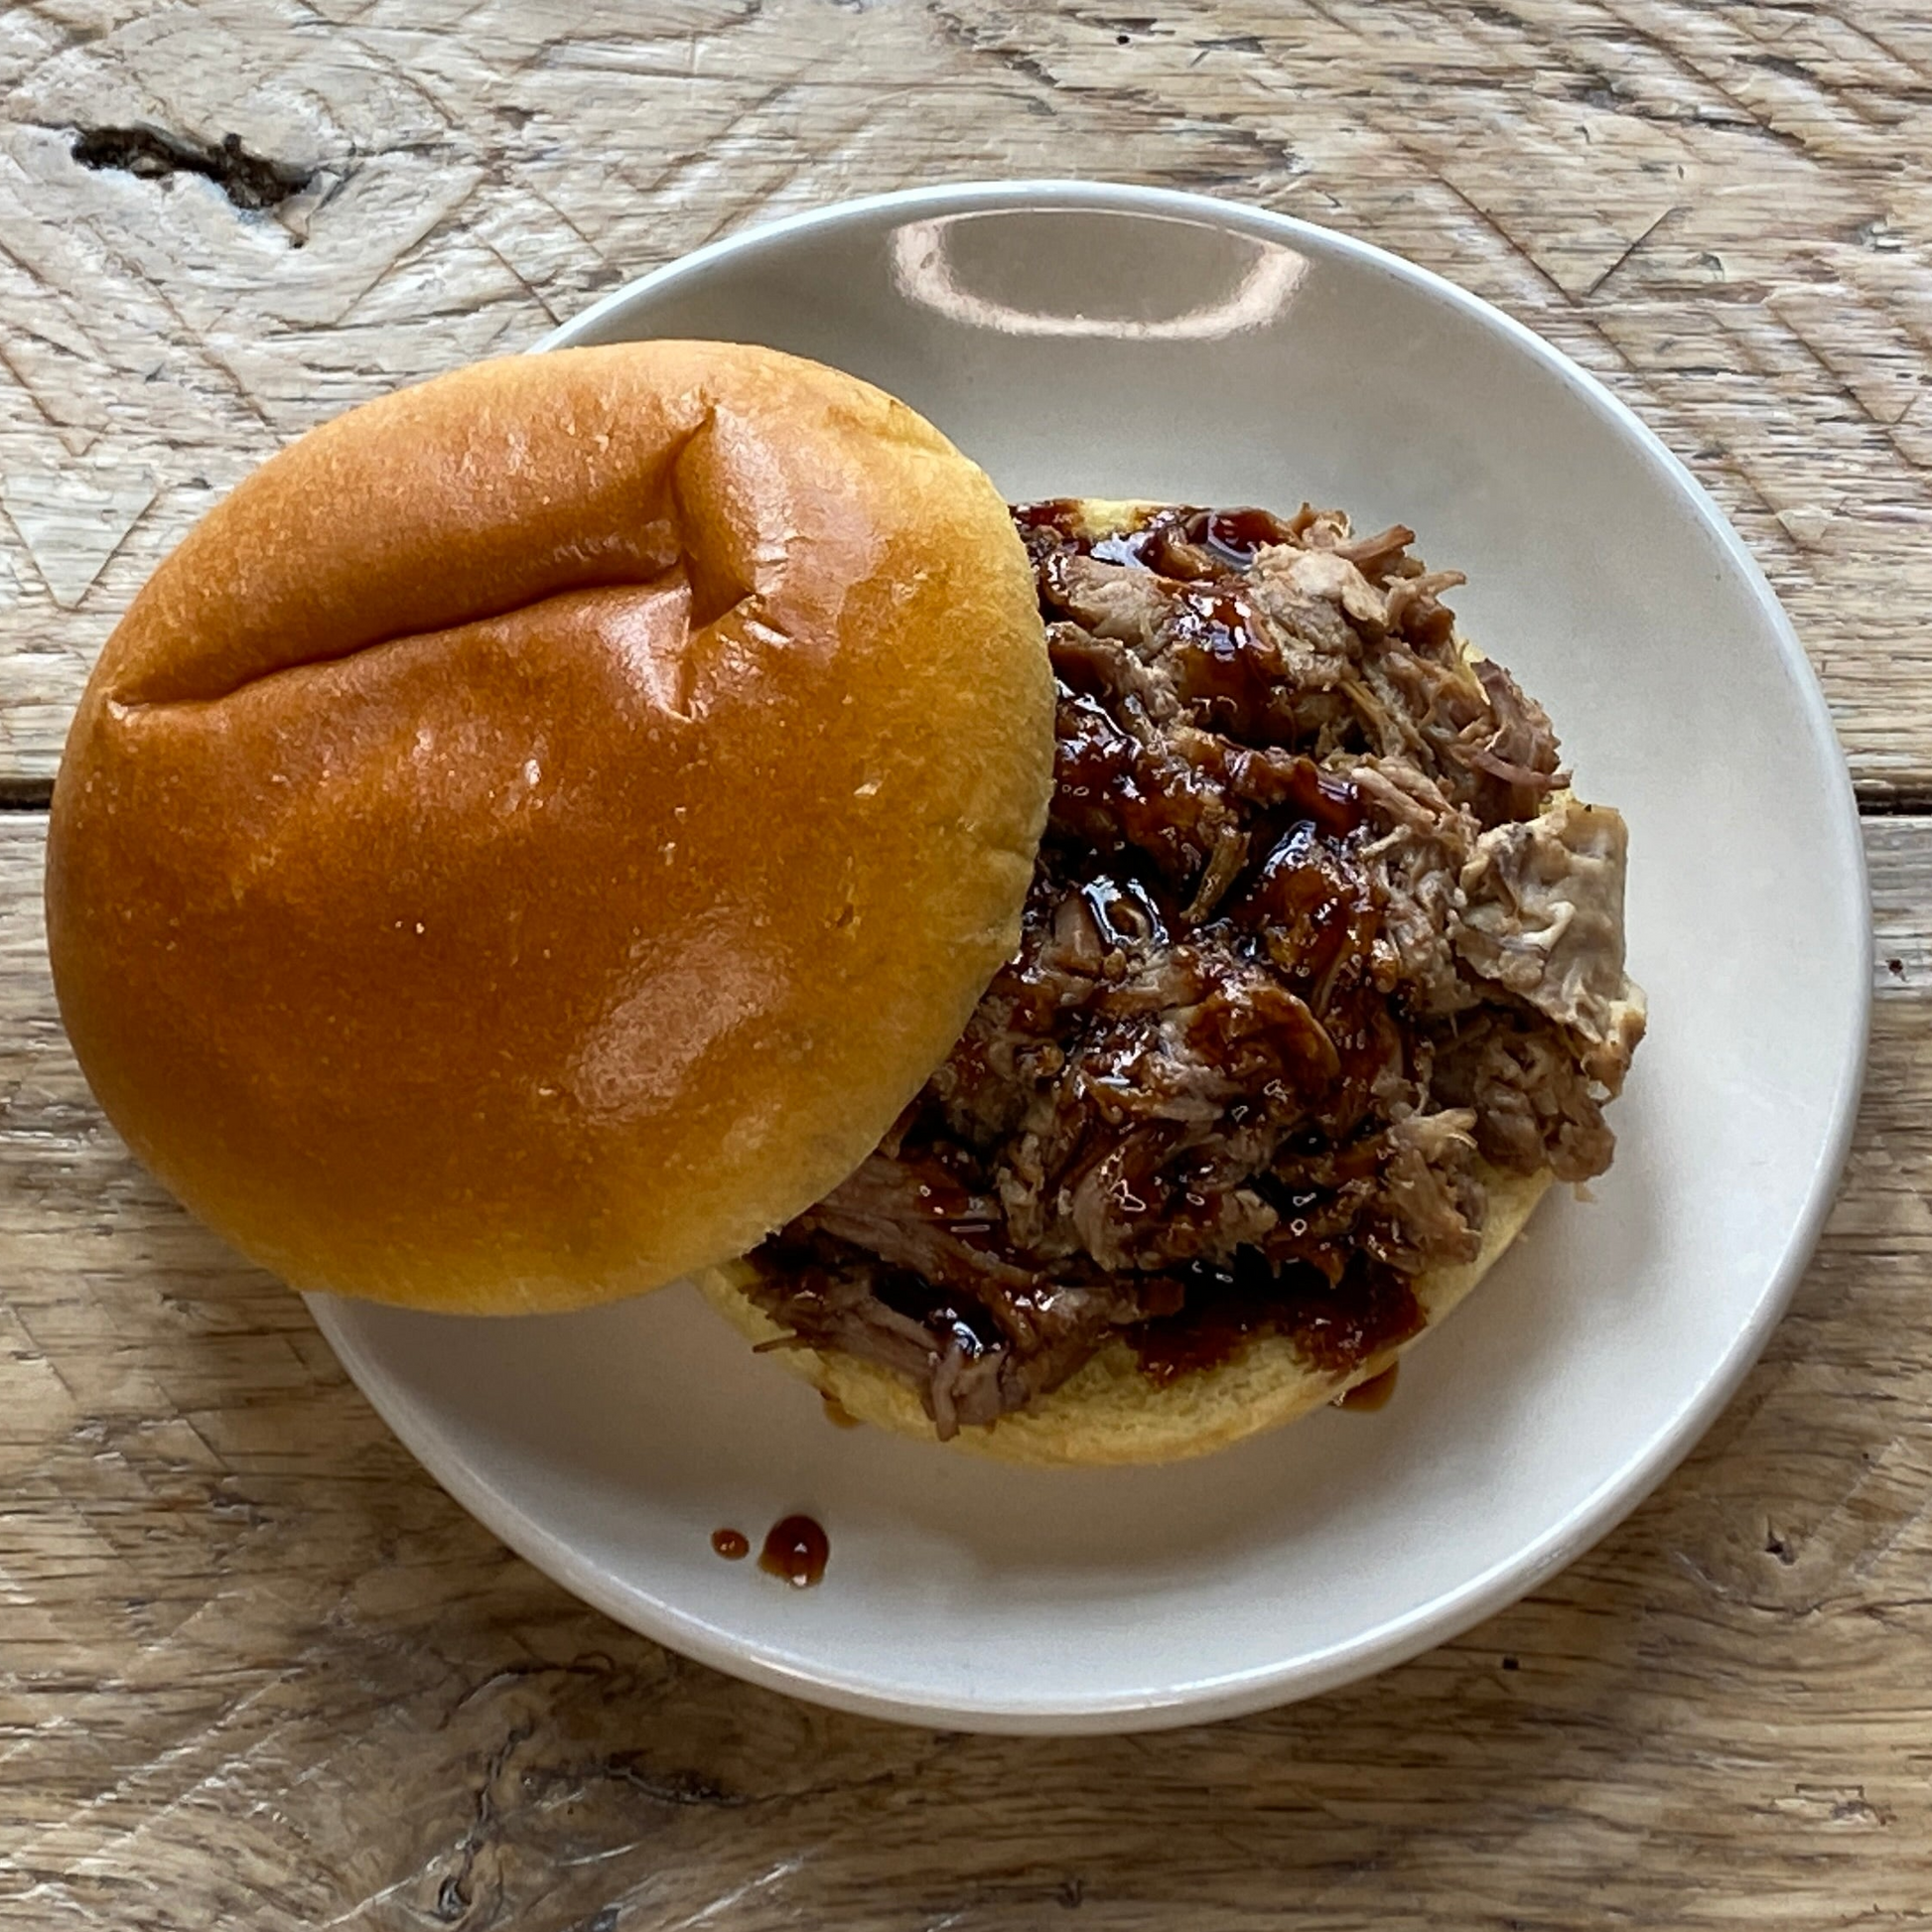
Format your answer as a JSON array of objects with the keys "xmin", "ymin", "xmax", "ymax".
[
  {"xmin": 2, "ymin": 0, "xmax": 1931, "ymax": 789},
  {"xmin": 5, "ymin": 3, "xmax": 1930, "ymax": 1923},
  {"xmin": 1868, "ymin": 813, "xmax": 1932, "ymax": 991},
  {"xmin": 0, "ymin": 804, "xmax": 1924, "ymax": 1928}
]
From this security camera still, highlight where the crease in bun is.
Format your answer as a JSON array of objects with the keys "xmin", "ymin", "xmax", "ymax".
[{"xmin": 48, "ymin": 342, "xmax": 1054, "ymax": 1312}]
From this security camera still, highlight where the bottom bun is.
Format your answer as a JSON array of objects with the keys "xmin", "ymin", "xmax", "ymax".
[{"xmin": 694, "ymin": 1162, "xmax": 1552, "ymax": 1466}]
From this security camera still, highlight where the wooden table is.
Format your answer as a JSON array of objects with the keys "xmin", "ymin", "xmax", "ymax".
[{"xmin": 3, "ymin": 4, "xmax": 1928, "ymax": 1924}]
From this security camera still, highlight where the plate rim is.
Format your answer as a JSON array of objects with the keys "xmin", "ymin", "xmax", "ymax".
[{"xmin": 314, "ymin": 180, "xmax": 1871, "ymax": 1733}]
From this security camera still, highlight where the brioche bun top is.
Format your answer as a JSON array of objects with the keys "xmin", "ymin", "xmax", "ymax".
[{"xmin": 47, "ymin": 342, "xmax": 1053, "ymax": 1311}]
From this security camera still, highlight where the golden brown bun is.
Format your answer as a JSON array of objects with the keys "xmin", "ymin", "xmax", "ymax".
[
  {"xmin": 695, "ymin": 1164, "xmax": 1550, "ymax": 1466},
  {"xmin": 46, "ymin": 342, "xmax": 1054, "ymax": 1312}
]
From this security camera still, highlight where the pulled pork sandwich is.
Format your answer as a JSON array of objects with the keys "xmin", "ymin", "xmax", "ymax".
[
  {"xmin": 49, "ymin": 335, "xmax": 1641, "ymax": 1467},
  {"xmin": 698, "ymin": 498, "xmax": 1645, "ymax": 1463},
  {"xmin": 46, "ymin": 343, "xmax": 1054, "ymax": 1311}
]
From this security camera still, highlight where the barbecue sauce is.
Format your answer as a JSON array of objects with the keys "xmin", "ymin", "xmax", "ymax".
[
  {"xmin": 1130, "ymin": 1255, "xmax": 1424, "ymax": 1386},
  {"xmin": 1012, "ymin": 500, "xmax": 1301, "ymax": 577},
  {"xmin": 1336, "ymin": 1363, "xmax": 1401, "ymax": 1412},
  {"xmin": 759, "ymin": 1515, "xmax": 829, "ymax": 1588}
]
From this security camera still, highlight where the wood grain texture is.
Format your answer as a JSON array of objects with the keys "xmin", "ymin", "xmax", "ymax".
[
  {"xmin": 2, "ymin": 3, "xmax": 1928, "ymax": 1926},
  {"xmin": 0, "ymin": 806, "xmax": 1926, "ymax": 1926},
  {"xmin": 0, "ymin": 0, "xmax": 1930, "ymax": 788}
]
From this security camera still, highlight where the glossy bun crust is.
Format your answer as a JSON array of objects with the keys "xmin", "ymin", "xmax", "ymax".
[
  {"xmin": 695, "ymin": 1164, "xmax": 1549, "ymax": 1465},
  {"xmin": 47, "ymin": 343, "xmax": 1054, "ymax": 1311}
]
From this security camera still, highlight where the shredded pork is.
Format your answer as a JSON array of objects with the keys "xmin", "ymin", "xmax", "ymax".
[{"xmin": 748, "ymin": 503, "xmax": 1646, "ymax": 1436}]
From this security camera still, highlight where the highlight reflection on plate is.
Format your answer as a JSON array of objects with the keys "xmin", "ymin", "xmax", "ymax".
[
  {"xmin": 309, "ymin": 184, "xmax": 1867, "ymax": 1733},
  {"xmin": 889, "ymin": 209, "xmax": 1308, "ymax": 339}
]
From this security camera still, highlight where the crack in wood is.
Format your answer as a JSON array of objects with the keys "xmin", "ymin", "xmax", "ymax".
[
  {"xmin": 1856, "ymin": 787, "xmax": 1932, "ymax": 818},
  {"xmin": 928, "ymin": 5, "xmax": 1306, "ymax": 180},
  {"xmin": 1805, "ymin": 0, "xmax": 1932, "ymax": 86},
  {"xmin": 69, "ymin": 126, "xmax": 315, "ymax": 214},
  {"xmin": 1771, "ymin": 299, "xmax": 1932, "ymax": 477},
  {"xmin": 1587, "ymin": 1, "xmax": 1813, "ymax": 155},
  {"xmin": 2, "ymin": 778, "xmax": 1926, "ymax": 824},
  {"xmin": 1583, "ymin": 204, "xmax": 1686, "ymax": 301}
]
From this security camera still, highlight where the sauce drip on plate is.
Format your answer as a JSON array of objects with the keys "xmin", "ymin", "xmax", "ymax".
[
  {"xmin": 1336, "ymin": 1363, "xmax": 1400, "ymax": 1412},
  {"xmin": 759, "ymin": 1514, "xmax": 830, "ymax": 1588}
]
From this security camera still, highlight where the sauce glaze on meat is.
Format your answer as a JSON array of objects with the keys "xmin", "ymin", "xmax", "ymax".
[{"xmin": 747, "ymin": 502, "xmax": 1646, "ymax": 1439}]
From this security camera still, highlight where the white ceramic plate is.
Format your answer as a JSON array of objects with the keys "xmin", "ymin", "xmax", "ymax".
[{"xmin": 309, "ymin": 184, "xmax": 1869, "ymax": 1733}]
